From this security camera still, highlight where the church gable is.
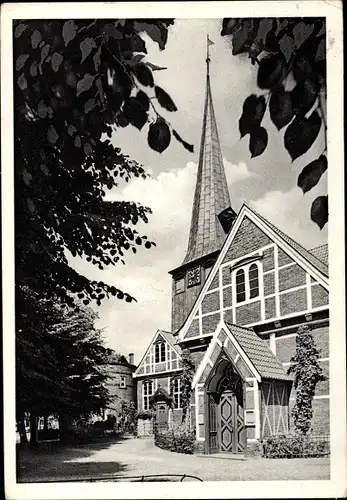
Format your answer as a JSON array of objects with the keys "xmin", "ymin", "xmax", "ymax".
[
  {"xmin": 180, "ymin": 206, "xmax": 329, "ymax": 341},
  {"xmin": 134, "ymin": 330, "xmax": 182, "ymax": 377}
]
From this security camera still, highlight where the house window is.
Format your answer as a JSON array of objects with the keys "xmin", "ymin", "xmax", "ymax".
[
  {"xmin": 120, "ymin": 376, "xmax": 126, "ymax": 388},
  {"xmin": 236, "ymin": 269, "xmax": 246, "ymax": 303},
  {"xmin": 173, "ymin": 378, "xmax": 181, "ymax": 409},
  {"xmin": 155, "ymin": 342, "xmax": 166, "ymax": 363},
  {"xmin": 175, "ymin": 278, "xmax": 185, "ymax": 294},
  {"xmin": 143, "ymin": 380, "xmax": 153, "ymax": 410},
  {"xmin": 249, "ymin": 264, "xmax": 259, "ymax": 299}
]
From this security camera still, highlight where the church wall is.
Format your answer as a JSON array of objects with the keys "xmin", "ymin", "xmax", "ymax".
[{"xmin": 182, "ymin": 217, "xmax": 329, "ymax": 341}]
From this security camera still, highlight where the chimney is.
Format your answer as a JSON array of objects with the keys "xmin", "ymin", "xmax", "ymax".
[
  {"xmin": 218, "ymin": 207, "xmax": 237, "ymax": 235},
  {"xmin": 128, "ymin": 353, "xmax": 134, "ymax": 365}
]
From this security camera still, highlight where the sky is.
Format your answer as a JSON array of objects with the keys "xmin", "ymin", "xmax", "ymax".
[{"xmin": 69, "ymin": 18, "xmax": 327, "ymax": 364}]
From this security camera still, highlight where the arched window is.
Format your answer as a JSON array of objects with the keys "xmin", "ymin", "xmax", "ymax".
[
  {"xmin": 249, "ymin": 264, "xmax": 259, "ymax": 299},
  {"xmin": 236, "ymin": 269, "xmax": 246, "ymax": 303}
]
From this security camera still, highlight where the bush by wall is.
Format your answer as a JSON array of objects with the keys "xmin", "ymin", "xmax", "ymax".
[
  {"xmin": 154, "ymin": 429, "xmax": 194, "ymax": 455},
  {"xmin": 262, "ymin": 434, "xmax": 330, "ymax": 459}
]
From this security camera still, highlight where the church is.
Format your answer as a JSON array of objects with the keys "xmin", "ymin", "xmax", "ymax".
[{"xmin": 133, "ymin": 47, "xmax": 329, "ymax": 455}]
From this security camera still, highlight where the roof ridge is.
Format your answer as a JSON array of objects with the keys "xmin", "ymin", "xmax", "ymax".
[
  {"xmin": 246, "ymin": 204, "xmax": 328, "ymax": 275},
  {"xmin": 225, "ymin": 322, "xmax": 254, "ymax": 333}
]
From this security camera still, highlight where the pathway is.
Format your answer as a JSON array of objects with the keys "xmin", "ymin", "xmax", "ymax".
[{"xmin": 17, "ymin": 436, "xmax": 330, "ymax": 482}]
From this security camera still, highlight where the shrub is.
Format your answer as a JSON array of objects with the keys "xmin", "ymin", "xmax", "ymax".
[
  {"xmin": 154, "ymin": 429, "xmax": 194, "ymax": 455},
  {"xmin": 262, "ymin": 434, "xmax": 330, "ymax": 459},
  {"xmin": 37, "ymin": 428, "xmax": 60, "ymax": 441},
  {"xmin": 136, "ymin": 410, "xmax": 153, "ymax": 421}
]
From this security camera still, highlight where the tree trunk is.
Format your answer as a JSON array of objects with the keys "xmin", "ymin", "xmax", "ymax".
[
  {"xmin": 29, "ymin": 413, "xmax": 38, "ymax": 447},
  {"xmin": 17, "ymin": 415, "xmax": 28, "ymax": 444},
  {"xmin": 43, "ymin": 415, "xmax": 48, "ymax": 431},
  {"xmin": 59, "ymin": 414, "xmax": 70, "ymax": 443}
]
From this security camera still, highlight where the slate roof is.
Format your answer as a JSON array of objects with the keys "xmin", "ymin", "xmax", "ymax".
[
  {"xmin": 310, "ymin": 244, "xmax": 329, "ymax": 266},
  {"xmin": 160, "ymin": 330, "xmax": 182, "ymax": 354},
  {"xmin": 248, "ymin": 205, "xmax": 329, "ymax": 277},
  {"xmin": 182, "ymin": 69, "xmax": 231, "ymax": 266},
  {"xmin": 226, "ymin": 323, "xmax": 293, "ymax": 381}
]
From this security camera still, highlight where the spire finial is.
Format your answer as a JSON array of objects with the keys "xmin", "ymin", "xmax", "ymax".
[{"xmin": 206, "ymin": 34, "xmax": 215, "ymax": 71}]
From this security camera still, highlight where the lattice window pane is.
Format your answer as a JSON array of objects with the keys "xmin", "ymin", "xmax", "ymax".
[
  {"xmin": 249, "ymin": 264, "xmax": 259, "ymax": 299},
  {"xmin": 236, "ymin": 269, "xmax": 246, "ymax": 303}
]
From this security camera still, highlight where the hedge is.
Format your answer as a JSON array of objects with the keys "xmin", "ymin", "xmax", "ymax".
[
  {"xmin": 262, "ymin": 434, "xmax": 330, "ymax": 459},
  {"xmin": 154, "ymin": 430, "xmax": 194, "ymax": 455}
]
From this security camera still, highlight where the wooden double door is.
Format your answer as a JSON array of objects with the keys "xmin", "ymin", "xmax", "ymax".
[{"xmin": 209, "ymin": 389, "xmax": 246, "ymax": 454}]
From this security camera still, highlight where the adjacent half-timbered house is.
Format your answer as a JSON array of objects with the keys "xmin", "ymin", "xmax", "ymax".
[{"xmin": 133, "ymin": 50, "xmax": 329, "ymax": 454}]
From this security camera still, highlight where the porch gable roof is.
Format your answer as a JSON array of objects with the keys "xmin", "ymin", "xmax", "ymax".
[{"xmin": 225, "ymin": 323, "xmax": 292, "ymax": 382}]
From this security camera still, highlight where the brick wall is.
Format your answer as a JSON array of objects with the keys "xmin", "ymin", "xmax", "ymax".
[{"xmin": 105, "ymin": 363, "xmax": 136, "ymax": 414}]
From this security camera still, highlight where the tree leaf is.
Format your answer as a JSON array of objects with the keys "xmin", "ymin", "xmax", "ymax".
[
  {"xmin": 136, "ymin": 90, "xmax": 150, "ymax": 112},
  {"xmin": 279, "ymin": 34, "xmax": 294, "ymax": 63},
  {"xmin": 292, "ymin": 79, "xmax": 317, "ymax": 117},
  {"xmin": 16, "ymin": 54, "xmax": 29, "ymax": 72},
  {"xmin": 62, "ymin": 20, "xmax": 77, "ymax": 47},
  {"xmin": 311, "ymin": 195, "xmax": 328, "ymax": 229},
  {"xmin": 221, "ymin": 18, "xmax": 240, "ymax": 36},
  {"xmin": 269, "ymin": 86, "xmax": 295, "ymax": 130},
  {"xmin": 256, "ymin": 19, "xmax": 273, "ymax": 45},
  {"xmin": 315, "ymin": 37, "xmax": 326, "ymax": 62},
  {"xmin": 146, "ymin": 62, "xmax": 167, "ymax": 71},
  {"xmin": 172, "ymin": 129, "xmax": 194, "ymax": 153},
  {"xmin": 134, "ymin": 21, "xmax": 167, "ymax": 50},
  {"xmin": 239, "ymin": 94, "xmax": 266, "ymax": 137},
  {"xmin": 257, "ymin": 54, "xmax": 286, "ymax": 89},
  {"xmin": 125, "ymin": 54, "xmax": 145, "ymax": 67},
  {"xmin": 47, "ymin": 125, "xmax": 59, "ymax": 144},
  {"xmin": 84, "ymin": 98, "xmax": 95, "ymax": 114},
  {"xmin": 123, "ymin": 97, "xmax": 148, "ymax": 130},
  {"xmin": 292, "ymin": 21, "xmax": 314, "ymax": 51},
  {"xmin": 148, "ymin": 118, "xmax": 171, "ymax": 153},
  {"xmin": 155, "ymin": 86, "xmax": 177, "ymax": 112},
  {"xmin": 232, "ymin": 20, "xmax": 253, "ymax": 55},
  {"xmin": 102, "ymin": 23, "xmax": 123, "ymax": 40},
  {"xmin": 76, "ymin": 73, "xmax": 95, "ymax": 96},
  {"xmin": 132, "ymin": 63, "xmax": 154, "ymax": 87},
  {"xmin": 30, "ymin": 61, "xmax": 38, "ymax": 77},
  {"xmin": 17, "ymin": 73, "xmax": 27, "ymax": 90},
  {"xmin": 249, "ymin": 127, "xmax": 268, "ymax": 158},
  {"xmin": 15, "ymin": 23, "xmax": 27, "ymax": 38},
  {"xmin": 80, "ymin": 37, "xmax": 96, "ymax": 63},
  {"xmin": 297, "ymin": 155, "xmax": 327, "ymax": 194},
  {"xmin": 284, "ymin": 111, "xmax": 321, "ymax": 161},
  {"xmin": 31, "ymin": 30, "xmax": 41, "ymax": 49},
  {"xmin": 51, "ymin": 52, "xmax": 63, "ymax": 72}
]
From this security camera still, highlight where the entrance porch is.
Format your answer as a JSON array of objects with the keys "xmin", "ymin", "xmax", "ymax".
[{"xmin": 191, "ymin": 321, "xmax": 292, "ymax": 455}]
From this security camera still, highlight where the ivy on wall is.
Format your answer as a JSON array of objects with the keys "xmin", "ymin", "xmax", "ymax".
[{"xmin": 287, "ymin": 325, "xmax": 326, "ymax": 435}]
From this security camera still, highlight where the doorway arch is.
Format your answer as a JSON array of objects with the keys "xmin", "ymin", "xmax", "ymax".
[{"xmin": 206, "ymin": 356, "xmax": 246, "ymax": 454}]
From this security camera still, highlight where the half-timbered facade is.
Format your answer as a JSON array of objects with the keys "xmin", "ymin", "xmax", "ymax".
[{"xmin": 133, "ymin": 49, "xmax": 329, "ymax": 454}]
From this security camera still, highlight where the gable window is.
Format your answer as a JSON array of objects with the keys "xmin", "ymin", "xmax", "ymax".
[
  {"xmin": 249, "ymin": 264, "xmax": 259, "ymax": 299},
  {"xmin": 143, "ymin": 380, "xmax": 153, "ymax": 410},
  {"xmin": 155, "ymin": 342, "xmax": 166, "ymax": 363},
  {"xmin": 120, "ymin": 376, "xmax": 126, "ymax": 388},
  {"xmin": 234, "ymin": 262, "xmax": 261, "ymax": 304},
  {"xmin": 173, "ymin": 378, "xmax": 181, "ymax": 409},
  {"xmin": 236, "ymin": 269, "xmax": 246, "ymax": 303}
]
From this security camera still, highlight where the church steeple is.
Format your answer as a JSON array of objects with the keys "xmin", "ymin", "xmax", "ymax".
[
  {"xmin": 182, "ymin": 36, "xmax": 233, "ymax": 266},
  {"xmin": 169, "ymin": 37, "xmax": 236, "ymax": 335}
]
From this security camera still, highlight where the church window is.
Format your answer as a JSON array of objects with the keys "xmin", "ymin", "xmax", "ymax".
[
  {"xmin": 155, "ymin": 342, "xmax": 166, "ymax": 363},
  {"xmin": 173, "ymin": 378, "xmax": 181, "ymax": 409},
  {"xmin": 143, "ymin": 380, "xmax": 153, "ymax": 410},
  {"xmin": 236, "ymin": 269, "xmax": 246, "ymax": 303},
  {"xmin": 249, "ymin": 264, "xmax": 259, "ymax": 299},
  {"xmin": 175, "ymin": 277, "xmax": 185, "ymax": 294},
  {"xmin": 120, "ymin": 376, "xmax": 126, "ymax": 388}
]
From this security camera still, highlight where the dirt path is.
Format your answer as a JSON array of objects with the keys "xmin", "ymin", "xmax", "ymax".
[{"xmin": 17, "ymin": 436, "xmax": 330, "ymax": 482}]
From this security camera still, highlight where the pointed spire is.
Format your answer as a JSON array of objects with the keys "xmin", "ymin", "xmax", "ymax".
[{"xmin": 182, "ymin": 38, "xmax": 232, "ymax": 265}]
